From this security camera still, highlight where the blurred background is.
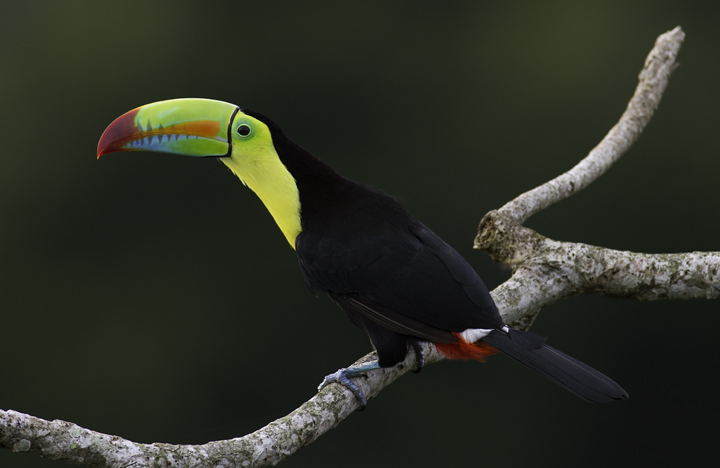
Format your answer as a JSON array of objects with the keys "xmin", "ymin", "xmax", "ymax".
[{"xmin": 1, "ymin": 1, "xmax": 718, "ymax": 467}]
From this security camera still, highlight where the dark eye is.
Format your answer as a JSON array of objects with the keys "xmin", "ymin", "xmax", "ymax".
[{"xmin": 237, "ymin": 124, "xmax": 251, "ymax": 137}]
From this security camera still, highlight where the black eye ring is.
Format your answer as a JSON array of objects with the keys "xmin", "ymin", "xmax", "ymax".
[{"xmin": 237, "ymin": 124, "xmax": 252, "ymax": 137}]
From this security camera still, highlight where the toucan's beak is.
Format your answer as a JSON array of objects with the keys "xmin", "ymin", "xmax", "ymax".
[{"xmin": 97, "ymin": 98, "xmax": 239, "ymax": 159}]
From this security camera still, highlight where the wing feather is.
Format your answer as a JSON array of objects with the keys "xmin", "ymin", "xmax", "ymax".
[{"xmin": 297, "ymin": 222, "xmax": 502, "ymax": 340}]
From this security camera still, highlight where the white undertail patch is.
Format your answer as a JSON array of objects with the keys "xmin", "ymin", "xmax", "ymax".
[{"xmin": 459, "ymin": 328, "xmax": 493, "ymax": 343}]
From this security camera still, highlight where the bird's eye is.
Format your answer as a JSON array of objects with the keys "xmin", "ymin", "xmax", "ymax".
[{"xmin": 237, "ymin": 124, "xmax": 252, "ymax": 137}]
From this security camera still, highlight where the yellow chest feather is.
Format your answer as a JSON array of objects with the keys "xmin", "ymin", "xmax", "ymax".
[{"xmin": 221, "ymin": 154, "xmax": 302, "ymax": 249}]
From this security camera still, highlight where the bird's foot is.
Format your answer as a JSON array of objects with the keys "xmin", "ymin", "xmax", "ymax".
[
  {"xmin": 318, "ymin": 361, "xmax": 380, "ymax": 408},
  {"xmin": 411, "ymin": 341, "xmax": 425, "ymax": 374}
]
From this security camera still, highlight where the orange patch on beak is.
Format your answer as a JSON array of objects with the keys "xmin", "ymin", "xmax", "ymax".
[{"xmin": 97, "ymin": 111, "xmax": 221, "ymax": 159}]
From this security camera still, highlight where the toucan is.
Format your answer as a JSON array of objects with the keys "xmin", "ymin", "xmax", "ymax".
[{"xmin": 98, "ymin": 98, "xmax": 628, "ymax": 405}]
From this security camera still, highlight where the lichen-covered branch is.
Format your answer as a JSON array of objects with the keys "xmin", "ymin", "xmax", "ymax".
[
  {"xmin": 497, "ymin": 26, "xmax": 685, "ymax": 225},
  {"xmin": 3, "ymin": 345, "xmax": 442, "ymax": 468},
  {"xmin": 477, "ymin": 211, "xmax": 720, "ymax": 325},
  {"xmin": 575, "ymin": 246, "xmax": 720, "ymax": 300}
]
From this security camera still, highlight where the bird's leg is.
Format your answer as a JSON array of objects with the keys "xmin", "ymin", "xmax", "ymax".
[
  {"xmin": 318, "ymin": 361, "xmax": 381, "ymax": 408},
  {"xmin": 318, "ymin": 344, "xmax": 426, "ymax": 406},
  {"xmin": 411, "ymin": 341, "xmax": 425, "ymax": 374}
]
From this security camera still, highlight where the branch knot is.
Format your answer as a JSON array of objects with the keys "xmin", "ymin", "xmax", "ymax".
[{"xmin": 475, "ymin": 210, "xmax": 545, "ymax": 266}]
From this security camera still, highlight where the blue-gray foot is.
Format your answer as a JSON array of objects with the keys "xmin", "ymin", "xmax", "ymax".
[
  {"xmin": 318, "ymin": 361, "xmax": 381, "ymax": 407},
  {"xmin": 411, "ymin": 342, "xmax": 425, "ymax": 374}
]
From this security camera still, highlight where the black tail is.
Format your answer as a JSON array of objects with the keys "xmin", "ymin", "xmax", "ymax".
[{"xmin": 482, "ymin": 329, "xmax": 628, "ymax": 403}]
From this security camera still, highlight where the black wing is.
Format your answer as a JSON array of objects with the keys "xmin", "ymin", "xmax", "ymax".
[{"xmin": 296, "ymin": 221, "xmax": 503, "ymax": 341}]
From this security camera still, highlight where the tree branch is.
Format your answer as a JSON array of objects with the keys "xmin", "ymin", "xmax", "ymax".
[
  {"xmin": 3, "ymin": 346, "xmax": 439, "ymax": 467},
  {"xmin": 474, "ymin": 26, "xmax": 717, "ymax": 313},
  {"xmin": 497, "ymin": 26, "xmax": 685, "ymax": 225},
  {"xmin": 475, "ymin": 211, "xmax": 720, "ymax": 327},
  {"xmin": 4, "ymin": 25, "xmax": 714, "ymax": 468}
]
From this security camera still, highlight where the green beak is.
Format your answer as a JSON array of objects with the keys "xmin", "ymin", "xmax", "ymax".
[{"xmin": 97, "ymin": 98, "xmax": 239, "ymax": 159}]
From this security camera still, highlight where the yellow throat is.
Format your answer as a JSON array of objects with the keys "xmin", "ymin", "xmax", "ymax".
[{"xmin": 220, "ymin": 116, "xmax": 302, "ymax": 249}]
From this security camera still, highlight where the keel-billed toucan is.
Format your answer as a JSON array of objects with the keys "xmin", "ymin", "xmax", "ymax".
[{"xmin": 98, "ymin": 98, "xmax": 628, "ymax": 405}]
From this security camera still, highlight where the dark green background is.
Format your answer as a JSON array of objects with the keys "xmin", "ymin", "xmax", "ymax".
[{"xmin": 2, "ymin": 1, "xmax": 718, "ymax": 467}]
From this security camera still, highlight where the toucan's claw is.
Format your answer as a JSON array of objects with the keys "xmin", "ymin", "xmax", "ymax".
[
  {"xmin": 318, "ymin": 361, "xmax": 381, "ymax": 409},
  {"xmin": 318, "ymin": 369, "xmax": 368, "ymax": 407},
  {"xmin": 411, "ymin": 342, "xmax": 425, "ymax": 374}
]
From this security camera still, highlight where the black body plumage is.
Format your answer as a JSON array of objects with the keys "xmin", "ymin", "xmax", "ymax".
[{"xmin": 244, "ymin": 110, "xmax": 628, "ymax": 403}]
